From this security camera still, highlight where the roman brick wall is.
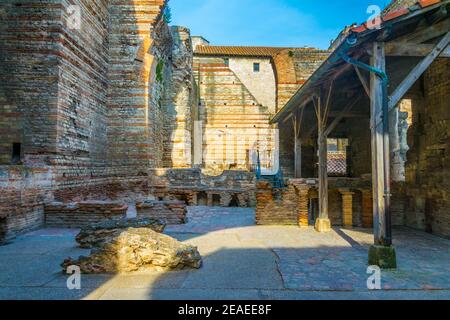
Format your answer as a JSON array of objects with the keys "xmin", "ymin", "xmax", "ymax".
[
  {"xmin": 107, "ymin": 0, "xmax": 168, "ymax": 173},
  {"xmin": 0, "ymin": 0, "xmax": 172, "ymax": 239},
  {"xmin": 403, "ymin": 59, "xmax": 450, "ymax": 238},
  {"xmin": 193, "ymin": 56, "xmax": 278, "ymax": 174},
  {"xmin": 45, "ymin": 201, "xmax": 128, "ymax": 228},
  {"xmin": 0, "ymin": 0, "xmax": 61, "ymax": 163},
  {"xmin": 0, "ymin": 1, "xmax": 66, "ymax": 239},
  {"xmin": 162, "ymin": 26, "xmax": 196, "ymax": 168},
  {"xmin": 273, "ymin": 48, "xmax": 329, "ymax": 111},
  {"xmin": 54, "ymin": 0, "xmax": 110, "ymax": 195}
]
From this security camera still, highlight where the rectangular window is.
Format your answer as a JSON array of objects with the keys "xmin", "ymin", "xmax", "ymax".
[
  {"xmin": 12, "ymin": 143, "xmax": 21, "ymax": 164},
  {"xmin": 253, "ymin": 62, "xmax": 260, "ymax": 72},
  {"xmin": 223, "ymin": 58, "xmax": 229, "ymax": 67}
]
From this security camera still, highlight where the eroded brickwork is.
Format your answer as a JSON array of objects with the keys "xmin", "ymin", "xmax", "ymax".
[
  {"xmin": 0, "ymin": 0, "xmax": 171, "ymax": 240},
  {"xmin": 403, "ymin": 59, "xmax": 450, "ymax": 238},
  {"xmin": 273, "ymin": 48, "xmax": 329, "ymax": 110},
  {"xmin": 193, "ymin": 56, "xmax": 277, "ymax": 174}
]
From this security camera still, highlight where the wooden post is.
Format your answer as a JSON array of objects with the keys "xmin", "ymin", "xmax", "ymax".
[
  {"xmin": 293, "ymin": 109, "xmax": 304, "ymax": 178},
  {"xmin": 368, "ymin": 42, "xmax": 397, "ymax": 269},
  {"xmin": 314, "ymin": 93, "xmax": 332, "ymax": 233},
  {"xmin": 294, "ymin": 137, "xmax": 302, "ymax": 178},
  {"xmin": 370, "ymin": 42, "xmax": 387, "ymax": 245}
]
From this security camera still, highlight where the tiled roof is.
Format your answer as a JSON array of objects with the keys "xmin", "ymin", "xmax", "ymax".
[
  {"xmin": 271, "ymin": 0, "xmax": 448, "ymax": 124},
  {"xmin": 351, "ymin": 0, "xmax": 445, "ymax": 33},
  {"xmin": 383, "ymin": 0, "xmax": 420, "ymax": 14},
  {"xmin": 194, "ymin": 46, "xmax": 318, "ymax": 57}
]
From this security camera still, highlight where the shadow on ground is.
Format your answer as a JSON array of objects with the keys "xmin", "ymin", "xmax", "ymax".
[{"xmin": 0, "ymin": 207, "xmax": 449, "ymax": 300}]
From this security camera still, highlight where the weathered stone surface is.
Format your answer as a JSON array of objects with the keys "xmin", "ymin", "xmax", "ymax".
[
  {"xmin": 45, "ymin": 201, "xmax": 128, "ymax": 229},
  {"xmin": 63, "ymin": 227, "xmax": 202, "ymax": 273},
  {"xmin": 137, "ymin": 200, "xmax": 187, "ymax": 225},
  {"xmin": 368, "ymin": 245, "xmax": 397, "ymax": 270},
  {"xmin": 75, "ymin": 218, "xmax": 166, "ymax": 249}
]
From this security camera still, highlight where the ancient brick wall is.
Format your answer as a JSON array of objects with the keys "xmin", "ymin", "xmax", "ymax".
[
  {"xmin": 162, "ymin": 26, "xmax": 196, "ymax": 168},
  {"xmin": 137, "ymin": 200, "xmax": 187, "ymax": 224},
  {"xmin": 228, "ymin": 57, "xmax": 277, "ymax": 113},
  {"xmin": 45, "ymin": 201, "xmax": 128, "ymax": 228},
  {"xmin": 256, "ymin": 181, "xmax": 299, "ymax": 225},
  {"xmin": 273, "ymin": 48, "xmax": 329, "ymax": 111},
  {"xmin": 107, "ymin": 0, "xmax": 168, "ymax": 172},
  {"xmin": 0, "ymin": 0, "xmax": 173, "ymax": 239},
  {"xmin": 403, "ymin": 59, "xmax": 450, "ymax": 238},
  {"xmin": 193, "ymin": 56, "xmax": 278, "ymax": 174}
]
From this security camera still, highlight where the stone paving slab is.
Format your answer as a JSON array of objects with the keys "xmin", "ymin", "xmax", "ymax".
[{"xmin": 0, "ymin": 207, "xmax": 449, "ymax": 300}]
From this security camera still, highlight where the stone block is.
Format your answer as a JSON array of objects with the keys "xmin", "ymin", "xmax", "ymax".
[{"xmin": 368, "ymin": 245, "xmax": 397, "ymax": 269}]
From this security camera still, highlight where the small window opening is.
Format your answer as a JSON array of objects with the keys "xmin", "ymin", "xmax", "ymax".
[
  {"xmin": 12, "ymin": 143, "xmax": 22, "ymax": 164},
  {"xmin": 253, "ymin": 63, "xmax": 260, "ymax": 72},
  {"xmin": 223, "ymin": 58, "xmax": 229, "ymax": 67}
]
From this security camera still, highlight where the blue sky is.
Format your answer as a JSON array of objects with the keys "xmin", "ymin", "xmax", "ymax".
[{"xmin": 170, "ymin": 0, "xmax": 391, "ymax": 49}]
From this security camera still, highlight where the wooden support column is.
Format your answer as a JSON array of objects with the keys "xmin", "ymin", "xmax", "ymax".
[
  {"xmin": 293, "ymin": 108, "xmax": 304, "ymax": 178},
  {"xmin": 313, "ymin": 84, "xmax": 333, "ymax": 233},
  {"xmin": 370, "ymin": 42, "xmax": 388, "ymax": 245},
  {"xmin": 294, "ymin": 137, "xmax": 302, "ymax": 178},
  {"xmin": 368, "ymin": 42, "xmax": 397, "ymax": 269}
]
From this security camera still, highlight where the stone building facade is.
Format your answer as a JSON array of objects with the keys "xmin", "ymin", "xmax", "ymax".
[
  {"xmin": 0, "ymin": 0, "xmax": 199, "ymax": 241},
  {"xmin": 193, "ymin": 44, "xmax": 329, "ymax": 174}
]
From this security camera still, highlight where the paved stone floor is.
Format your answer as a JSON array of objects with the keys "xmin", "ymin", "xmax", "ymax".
[{"xmin": 0, "ymin": 207, "xmax": 449, "ymax": 300}]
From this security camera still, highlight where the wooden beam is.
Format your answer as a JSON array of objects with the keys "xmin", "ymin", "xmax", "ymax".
[
  {"xmin": 370, "ymin": 42, "xmax": 388, "ymax": 246},
  {"xmin": 396, "ymin": 18, "xmax": 450, "ymax": 44},
  {"xmin": 293, "ymin": 108, "xmax": 305, "ymax": 178},
  {"xmin": 316, "ymin": 98, "xmax": 329, "ymax": 221},
  {"xmin": 386, "ymin": 43, "xmax": 450, "ymax": 57},
  {"xmin": 389, "ymin": 32, "xmax": 450, "ymax": 111},
  {"xmin": 353, "ymin": 65, "xmax": 370, "ymax": 97},
  {"xmin": 324, "ymin": 97, "xmax": 360, "ymax": 136}
]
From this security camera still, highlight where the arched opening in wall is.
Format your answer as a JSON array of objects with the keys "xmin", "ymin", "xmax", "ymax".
[
  {"xmin": 0, "ymin": 217, "xmax": 7, "ymax": 245},
  {"xmin": 212, "ymin": 194, "xmax": 221, "ymax": 207},
  {"xmin": 197, "ymin": 192, "xmax": 208, "ymax": 206},
  {"xmin": 229, "ymin": 194, "xmax": 239, "ymax": 207}
]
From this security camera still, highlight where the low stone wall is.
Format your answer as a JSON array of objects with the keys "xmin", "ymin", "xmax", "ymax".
[
  {"xmin": 137, "ymin": 200, "xmax": 187, "ymax": 225},
  {"xmin": 149, "ymin": 168, "xmax": 256, "ymax": 207},
  {"xmin": 256, "ymin": 178, "xmax": 373, "ymax": 228},
  {"xmin": 256, "ymin": 181, "xmax": 299, "ymax": 225},
  {"xmin": 45, "ymin": 201, "xmax": 128, "ymax": 228}
]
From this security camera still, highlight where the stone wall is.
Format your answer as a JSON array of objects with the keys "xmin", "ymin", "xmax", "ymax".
[
  {"xmin": 228, "ymin": 57, "xmax": 277, "ymax": 113},
  {"xmin": 0, "ymin": 0, "xmax": 172, "ymax": 239},
  {"xmin": 45, "ymin": 201, "xmax": 128, "ymax": 228},
  {"xmin": 137, "ymin": 200, "xmax": 187, "ymax": 224},
  {"xmin": 163, "ymin": 26, "xmax": 196, "ymax": 168},
  {"xmin": 107, "ymin": 0, "xmax": 169, "ymax": 171},
  {"xmin": 193, "ymin": 56, "xmax": 278, "ymax": 174},
  {"xmin": 148, "ymin": 168, "xmax": 256, "ymax": 207},
  {"xmin": 256, "ymin": 178, "xmax": 372, "ymax": 227},
  {"xmin": 403, "ymin": 59, "xmax": 450, "ymax": 238},
  {"xmin": 273, "ymin": 48, "xmax": 329, "ymax": 111}
]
